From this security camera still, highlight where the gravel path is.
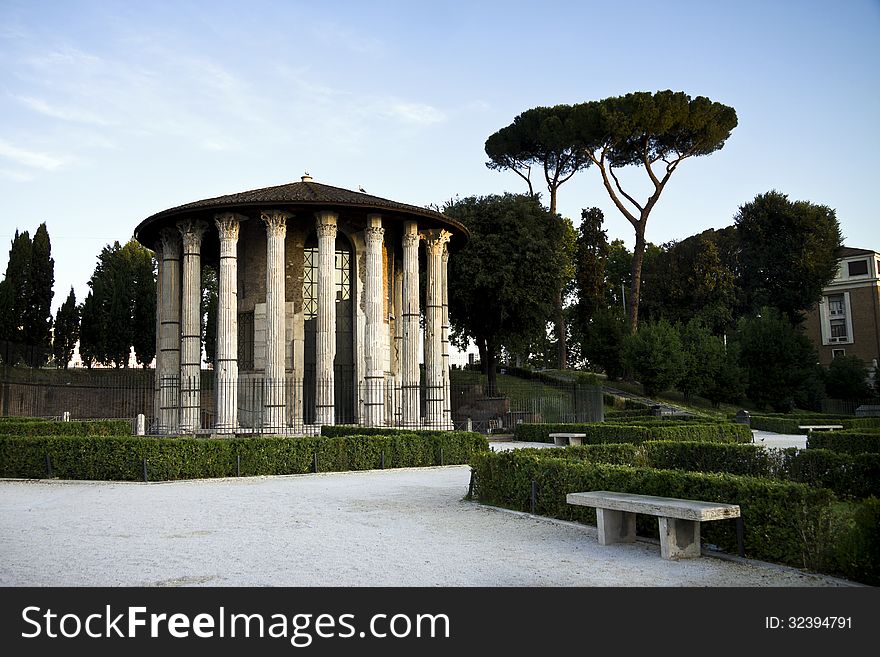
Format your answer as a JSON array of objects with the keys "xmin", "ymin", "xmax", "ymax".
[{"xmin": 0, "ymin": 466, "xmax": 853, "ymax": 587}]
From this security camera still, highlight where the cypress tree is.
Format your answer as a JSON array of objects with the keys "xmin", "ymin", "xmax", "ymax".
[
  {"xmin": 52, "ymin": 287, "xmax": 80, "ymax": 369},
  {"xmin": 23, "ymin": 223, "xmax": 54, "ymax": 366}
]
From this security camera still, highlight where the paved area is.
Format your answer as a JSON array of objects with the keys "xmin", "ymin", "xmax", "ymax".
[{"xmin": 0, "ymin": 464, "xmax": 855, "ymax": 587}]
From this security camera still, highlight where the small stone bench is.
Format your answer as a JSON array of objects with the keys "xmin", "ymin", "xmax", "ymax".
[
  {"xmin": 566, "ymin": 491, "xmax": 741, "ymax": 560},
  {"xmin": 549, "ymin": 432, "xmax": 587, "ymax": 446},
  {"xmin": 799, "ymin": 424, "xmax": 843, "ymax": 434}
]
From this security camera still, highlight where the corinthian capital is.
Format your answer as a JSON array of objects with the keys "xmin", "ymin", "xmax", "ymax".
[
  {"xmin": 261, "ymin": 210, "xmax": 291, "ymax": 238},
  {"xmin": 158, "ymin": 227, "xmax": 180, "ymax": 259},
  {"xmin": 215, "ymin": 212, "xmax": 245, "ymax": 241},
  {"xmin": 421, "ymin": 229, "xmax": 452, "ymax": 255},
  {"xmin": 315, "ymin": 210, "xmax": 338, "ymax": 239},
  {"xmin": 177, "ymin": 219, "xmax": 208, "ymax": 252}
]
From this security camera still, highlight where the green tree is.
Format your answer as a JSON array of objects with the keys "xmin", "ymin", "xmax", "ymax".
[
  {"xmin": 604, "ymin": 239, "xmax": 632, "ymax": 313},
  {"xmin": 22, "ymin": 223, "xmax": 54, "ymax": 366},
  {"xmin": 444, "ymin": 193, "xmax": 567, "ymax": 394},
  {"xmin": 825, "ymin": 356, "xmax": 873, "ymax": 401},
  {"xmin": 0, "ymin": 230, "xmax": 32, "ymax": 363},
  {"xmin": 735, "ymin": 191, "xmax": 842, "ymax": 322},
  {"xmin": 52, "ymin": 287, "xmax": 80, "ymax": 369},
  {"xmin": 571, "ymin": 90, "xmax": 738, "ymax": 333},
  {"xmin": 485, "ymin": 105, "xmax": 588, "ymax": 369},
  {"xmin": 734, "ymin": 308, "xmax": 822, "ymax": 411},
  {"xmin": 579, "ymin": 307, "xmax": 628, "ymax": 380},
  {"xmin": 202, "ymin": 264, "xmax": 218, "ymax": 366},
  {"xmin": 641, "ymin": 231, "xmax": 738, "ymax": 333},
  {"xmin": 130, "ymin": 244, "xmax": 156, "ymax": 367},
  {"xmin": 80, "ymin": 239, "xmax": 156, "ymax": 367},
  {"xmin": 700, "ymin": 341, "xmax": 748, "ymax": 407},
  {"xmin": 677, "ymin": 319, "xmax": 717, "ymax": 401},
  {"xmin": 573, "ymin": 207, "xmax": 610, "ymax": 320},
  {"xmin": 620, "ymin": 319, "xmax": 685, "ymax": 397}
]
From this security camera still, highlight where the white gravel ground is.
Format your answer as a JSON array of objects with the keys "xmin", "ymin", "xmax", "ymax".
[{"xmin": 0, "ymin": 463, "xmax": 855, "ymax": 587}]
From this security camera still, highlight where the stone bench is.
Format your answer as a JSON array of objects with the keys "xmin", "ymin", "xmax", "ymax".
[
  {"xmin": 549, "ymin": 432, "xmax": 587, "ymax": 446},
  {"xmin": 566, "ymin": 491, "xmax": 741, "ymax": 560},
  {"xmin": 799, "ymin": 425, "xmax": 843, "ymax": 434}
]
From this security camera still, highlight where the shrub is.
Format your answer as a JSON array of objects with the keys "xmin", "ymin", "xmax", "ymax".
[
  {"xmin": 0, "ymin": 432, "xmax": 489, "ymax": 481},
  {"xmin": 470, "ymin": 450, "xmax": 834, "ymax": 568},
  {"xmin": 0, "ymin": 419, "xmax": 131, "ymax": 436},
  {"xmin": 807, "ymin": 431, "xmax": 880, "ymax": 455},
  {"xmin": 620, "ymin": 320, "xmax": 685, "ymax": 397},
  {"xmin": 513, "ymin": 422, "xmax": 751, "ymax": 444}
]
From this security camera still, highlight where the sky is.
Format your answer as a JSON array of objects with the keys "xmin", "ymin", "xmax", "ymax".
[{"xmin": 1, "ymin": 0, "xmax": 878, "ymax": 328}]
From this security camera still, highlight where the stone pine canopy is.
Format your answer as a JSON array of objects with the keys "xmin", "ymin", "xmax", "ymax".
[
  {"xmin": 135, "ymin": 175, "xmax": 468, "ymax": 435},
  {"xmin": 134, "ymin": 176, "xmax": 469, "ymax": 263}
]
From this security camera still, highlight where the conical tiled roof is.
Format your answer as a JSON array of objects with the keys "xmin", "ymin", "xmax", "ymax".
[{"xmin": 134, "ymin": 177, "xmax": 467, "ymax": 248}]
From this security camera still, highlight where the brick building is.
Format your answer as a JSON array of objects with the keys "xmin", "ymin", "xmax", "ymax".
[{"xmin": 804, "ymin": 246, "xmax": 880, "ymax": 377}]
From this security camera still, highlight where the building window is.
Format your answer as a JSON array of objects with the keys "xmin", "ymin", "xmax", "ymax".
[
  {"xmin": 830, "ymin": 318, "xmax": 848, "ymax": 341},
  {"xmin": 848, "ymin": 259, "xmax": 869, "ymax": 276},
  {"xmin": 831, "ymin": 348, "xmax": 846, "ymax": 359},
  {"xmin": 828, "ymin": 294, "xmax": 845, "ymax": 316}
]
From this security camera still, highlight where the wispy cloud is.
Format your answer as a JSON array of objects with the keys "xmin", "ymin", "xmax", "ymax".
[
  {"xmin": 0, "ymin": 139, "xmax": 67, "ymax": 171},
  {"xmin": 310, "ymin": 22, "xmax": 385, "ymax": 56},
  {"xmin": 14, "ymin": 95, "xmax": 113, "ymax": 126},
  {"xmin": 382, "ymin": 101, "xmax": 447, "ymax": 125},
  {"xmin": 0, "ymin": 168, "xmax": 35, "ymax": 182}
]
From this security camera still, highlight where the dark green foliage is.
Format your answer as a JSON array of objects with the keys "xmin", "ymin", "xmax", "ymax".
[
  {"xmin": 484, "ymin": 104, "xmax": 590, "ymax": 214},
  {"xmin": 201, "ymin": 265, "xmax": 218, "ymax": 366},
  {"xmin": 578, "ymin": 308, "xmax": 628, "ymax": 380},
  {"xmin": 735, "ymin": 191, "xmax": 842, "ymax": 322},
  {"xmin": 807, "ymin": 431, "xmax": 880, "ymax": 455},
  {"xmin": 513, "ymin": 421, "xmax": 752, "ymax": 444},
  {"xmin": 22, "ymin": 224, "xmax": 54, "ymax": 367},
  {"xmin": 444, "ymin": 194, "xmax": 568, "ymax": 392},
  {"xmin": 825, "ymin": 355, "xmax": 873, "ymax": 401},
  {"xmin": 470, "ymin": 450, "xmax": 832, "ymax": 569},
  {"xmin": 785, "ymin": 450, "xmax": 880, "ymax": 499},
  {"xmin": 735, "ymin": 308, "xmax": 822, "ymax": 411},
  {"xmin": 570, "ymin": 90, "xmax": 738, "ymax": 332},
  {"xmin": 831, "ymin": 498, "xmax": 880, "ymax": 586},
  {"xmin": 640, "ymin": 231, "xmax": 738, "ymax": 333},
  {"xmin": 620, "ymin": 320, "xmax": 685, "ymax": 397},
  {"xmin": 80, "ymin": 240, "xmax": 156, "ymax": 367},
  {"xmin": 0, "ymin": 418, "xmax": 131, "ymax": 436},
  {"xmin": 0, "ymin": 230, "xmax": 32, "ymax": 363},
  {"xmin": 572, "ymin": 207, "xmax": 609, "ymax": 320},
  {"xmin": 52, "ymin": 287, "xmax": 80, "ymax": 369},
  {"xmin": 750, "ymin": 415, "xmax": 880, "ymax": 434},
  {"xmin": 0, "ymin": 431, "xmax": 489, "ymax": 481}
]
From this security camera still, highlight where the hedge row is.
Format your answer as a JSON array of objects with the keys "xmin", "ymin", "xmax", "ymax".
[
  {"xmin": 559, "ymin": 441, "xmax": 880, "ymax": 500},
  {"xmin": 0, "ymin": 419, "xmax": 132, "ymax": 436},
  {"xmin": 750, "ymin": 415, "xmax": 880, "ymax": 434},
  {"xmin": 513, "ymin": 422, "xmax": 751, "ymax": 444},
  {"xmin": 807, "ymin": 431, "xmax": 880, "ymax": 455},
  {"xmin": 0, "ymin": 432, "xmax": 489, "ymax": 481},
  {"xmin": 469, "ymin": 450, "xmax": 878, "ymax": 584}
]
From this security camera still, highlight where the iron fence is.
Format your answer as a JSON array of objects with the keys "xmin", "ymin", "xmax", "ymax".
[{"xmin": 1, "ymin": 366, "xmax": 604, "ymax": 434}]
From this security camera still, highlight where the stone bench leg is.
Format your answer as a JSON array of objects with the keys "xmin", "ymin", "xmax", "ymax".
[
  {"xmin": 596, "ymin": 508, "xmax": 636, "ymax": 545},
  {"xmin": 659, "ymin": 517, "xmax": 701, "ymax": 559},
  {"xmin": 553, "ymin": 437, "xmax": 567, "ymax": 446}
]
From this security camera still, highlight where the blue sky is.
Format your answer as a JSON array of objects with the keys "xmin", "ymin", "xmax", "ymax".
[{"xmin": 1, "ymin": 0, "xmax": 878, "ymax": 317}]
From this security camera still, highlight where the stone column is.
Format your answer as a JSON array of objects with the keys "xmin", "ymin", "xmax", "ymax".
[
  {"xmin": 214, "ymin": 212, "xmax": 244, "ymax": 433},
  {"xmin": 441, "ymin": 241, "xmax": 452, "ymax": 429},
  {"xmin": 157, "ymin": 228, "xmax": 181, "ymax": 434},
  {"xmin": 261, "ymin": 210, "xmax": 290, "ymax": 433},
  {"xmin": 422, "ymin": 229, "xmax": 451, "ymax": 429},
  {"xmin": 401, "ymin": 221, "xmax": 420, "ymax": 428},
  {"xmin": 315, "ymin": 211, "xmax": 338, "ymax": 426},
  {"xmin": 178, "ymin": 219, "xmax": 208, "ymax": 434},
  {"xmin": 152, "ymin": 240, "xmax": 164, "ymax": 432},
  {"xmin": 364, "ymin": 214, "xmax": 385, "ymax": 427}
]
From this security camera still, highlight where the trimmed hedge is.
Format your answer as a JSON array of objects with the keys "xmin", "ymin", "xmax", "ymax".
[
  {"xmin": 0, "ymin": 432, "xmax": 489, "ymax": 481},
  {"xmin": 469, "ymin": 449, "xmax": 879, "ymax": 584},
  {"xmin": 807, "ymin": 431, "xmax": 880, "ymax": 455},
  {"xmin": 0, "ymin": 419, "xmax": 132, "ymax": 436},
  {"xmin": 514, "ymin": 422, "xmax": 751, "ymax": 444},
  {"xmin": 470, "ymin": 449, "xmax": 833, "ymax": 568},
  {"xmin": 750, "ymin": 415, "xmax": 880, "ymax": 434},
  {"xmin": 551, "ymin": 440, "xmax": 880, "ymax": 500}
]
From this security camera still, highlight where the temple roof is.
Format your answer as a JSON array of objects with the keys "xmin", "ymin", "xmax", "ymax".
[{"xmin": 134, "ymin": 176, "xmax": 468, "ymax": 248}]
